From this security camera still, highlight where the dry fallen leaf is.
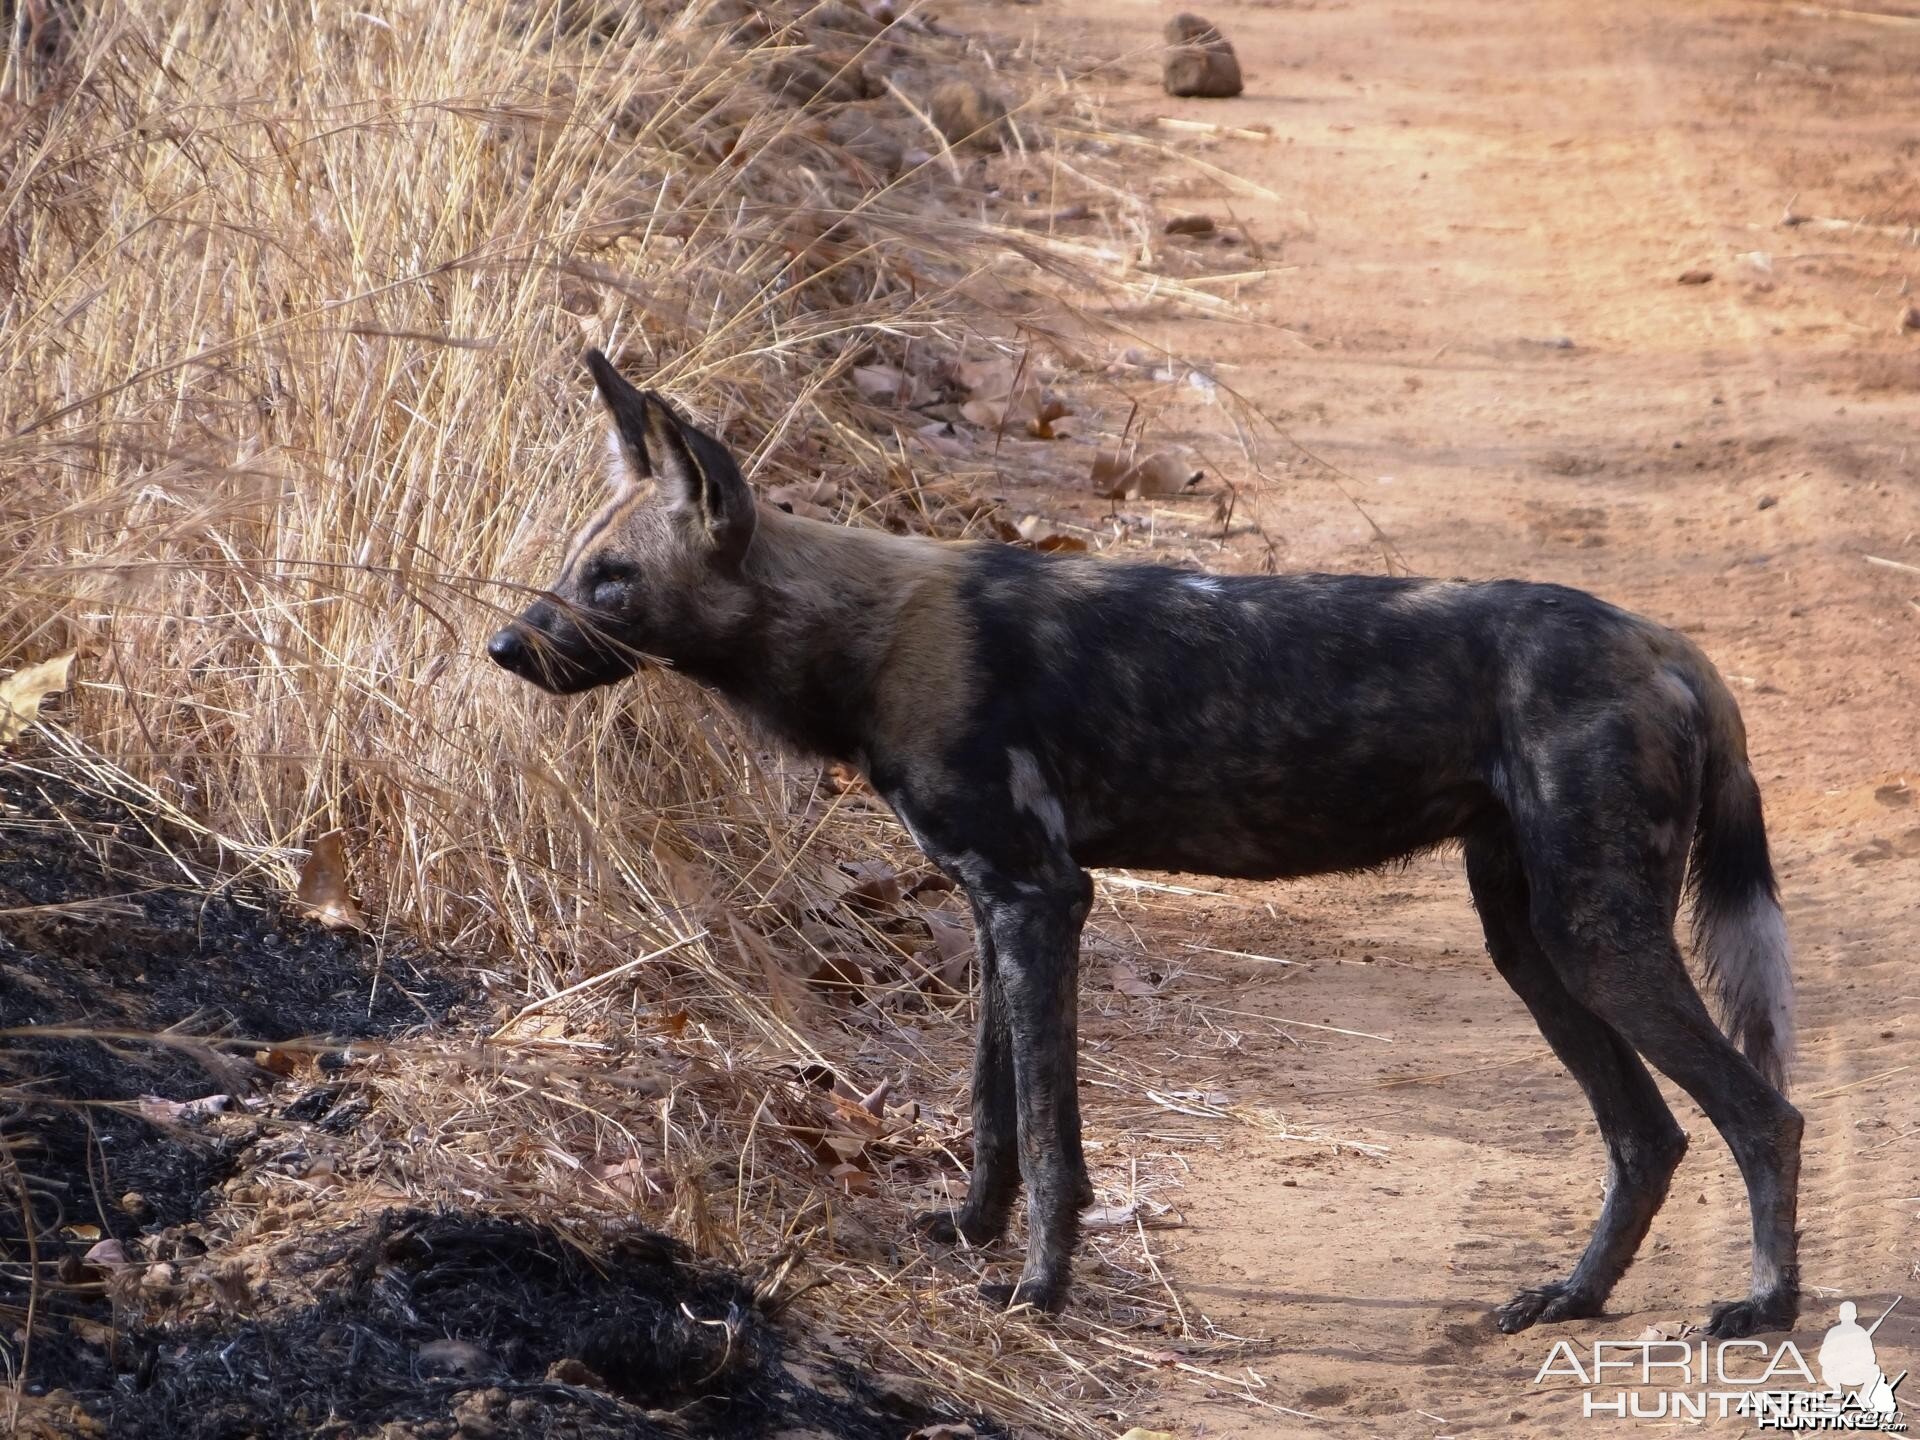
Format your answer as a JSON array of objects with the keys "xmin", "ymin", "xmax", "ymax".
[
  {"xmin": 828, "ymin": 1161, "xmax": 876, "ymax": 1195},
  {"xmin": 9, "ymin": 1391, "xmax": 107, "ymax": 1439},
  {"xmin": 1080, "ymin": 1202, "xmax": 1142, "ymax": 1230},
  {"xmin": 83, "ymin": 1238, "xmax": 128, "ymax": 1270},
  {"xmin": 586, "ymin": 1155, "xmax": 663, "ymax": 1200},
  {"xmin": 922, "ymin": 910, "xmax": 974, "ymax": 990},
  {"xmin": 1026, "ymin": 397, "xmax": 1071, "ymax": 439},
  {"xmin": 836, "ymin": 858, "xmax": 901, "ymax": 910},
  {"xmin": 960, "ymin": 394, "xmax": 1031, "ymax": 431},
  {"xmin": 954, "ymin": 356, "xmax": 1018, "ymax": 398},
  {"xmin": 767, "ymin": 478, "xmax": 838, "ymax": 520},
  {"xmin": 1115, "ymin": 1429, "xmax": 1177, "ymax": 1440},
  {"xmin": 808, "ymin": 951, "xmax": 867, "ymax": 1001},
  {"xmin": 956, "ymin": 354, "xmax": 1057, "ymax": 434},
  {"xmin": 1092, "ymin": 448, "xmax": 1204, "ymax": 500},
  {"xmin": 295, "ymin": 830, "xmax": 364, "ymax": 930},
  {"xmin": 1111, "ymin": 961, "xmax": 1158, "ymax": 999},
  {"xmin": 0, "ymin": 652, "xmax": 75, "ymax": 746},
  {"xmin": 854, "ymin": 1076, "xmax": 894, "ymax": 1116},
  {"xmin": 828, "ymin": 1086, "xmax": 888, "ymax": 1136},
  {"xmin": 138, "ymin": 1093, "xmax": 232, "ymax": 1125},
  {"xmin": 910, "ymin": 420, "xmax": 966, "ymax": 457},
  {"xmin": 70, "ymin": 1317, "xmax": 116, "ymax": 1348},
  {"xmin": 1013, "ymin": 515, "xmax": 1089, "ymax": 553},
  {"xmin": 852, "ymin": 363, "xmax": 908, "ymax": 403}
]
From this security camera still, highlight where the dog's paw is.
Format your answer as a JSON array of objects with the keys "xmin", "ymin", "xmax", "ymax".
[
  {"xmin": 978, "ymin": 1276, "xmax": 1069, "ymax": 1314},
  {"xmin": 913, "ymin": 1209, "xmax": 965, "ymax": 1245},
  {"xmin": 1705, "ymin": 1293, "xmax": 1797, "ymax": 1339},
  {"xmin": 912, "ymin": 1208, "xmax": 1004, "ymax": 1247},
  {"xmin": 1495, "ymin": 1281, "xmax": 1599, "ymax": 1334}
]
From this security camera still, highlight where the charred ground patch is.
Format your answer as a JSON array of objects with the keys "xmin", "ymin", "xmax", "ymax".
[
  {"xmin": 84, "ymin": 1210, "xmax": 966, "ymax": 1440},
  {"xmin": 0, "ymin": 757, "xmax": 991, "ymax": 1439},
  {"xmin": 0, "ymin": 756, "xmax": 469, "ymax": 1411}
]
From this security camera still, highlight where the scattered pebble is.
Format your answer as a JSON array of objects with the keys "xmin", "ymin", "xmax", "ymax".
[
  {"xmin": 1164, "ymin": 14, "xmax": 1244, "ymax": 98},
  {"xmin": 545, "ymin": 1356, "xmax": 609, "ymax": 1389},
  {"xmin": 1163, "ymin": 213, "xmax": 1217, "ymax": 236},
  {"xmin": 418, "ymin": 1338, "xmax": 495, "ymax": 1380},
  {"xmin": 451, "ymin": 1386, "xmax": 510, "ymax": 1440},
  {"xmin": 1757, "ymin": 494, "xmax": 1778, "ymax": 510},
  {"xmin": 1676, "ymin": 268, "xmax": 1714, "ymax": 285}
]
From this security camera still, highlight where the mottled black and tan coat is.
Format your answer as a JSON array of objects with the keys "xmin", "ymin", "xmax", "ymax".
[{"xmin": 489, "ymin": 352, "xmax": 1803, "ymax": 1336}]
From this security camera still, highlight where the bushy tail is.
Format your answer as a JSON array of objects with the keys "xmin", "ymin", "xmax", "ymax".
[{"xmin": 1689, "ymin": 677, "xmax": 1795, "ymax": 1093}]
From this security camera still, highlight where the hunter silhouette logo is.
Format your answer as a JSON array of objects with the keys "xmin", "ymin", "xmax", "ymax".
[
  {"xmin": 1534, "ymin": 1297, "xmax": 1906, "ymax": 1429},
  {"xmin": 1816, "ymin": 1302, "xmax": 1905, "ymax": 1423}
]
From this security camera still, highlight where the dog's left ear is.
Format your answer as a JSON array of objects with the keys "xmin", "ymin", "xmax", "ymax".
[{"xmin": 583, "ymin": 349, "xmax": 756, "ymax": 567}]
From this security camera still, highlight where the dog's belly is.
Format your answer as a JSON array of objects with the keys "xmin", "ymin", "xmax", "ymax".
[{"xmin": 1067, "ymin": 774, "xmax": 1496, "ymax": 880}]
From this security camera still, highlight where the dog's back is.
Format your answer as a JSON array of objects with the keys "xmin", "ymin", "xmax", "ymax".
[{"xmin": 887, "ymin": 549, "xmax": 1687, "ymax": 878}]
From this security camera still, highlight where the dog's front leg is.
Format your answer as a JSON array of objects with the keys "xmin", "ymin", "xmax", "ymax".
[
  {"xmin": 970, "ymin": 866, "xmax": 1095, "ymax": 1313},
  {"xmin": 915, "ymin": 896, "xmax": 1020, "ymax": 1245}
]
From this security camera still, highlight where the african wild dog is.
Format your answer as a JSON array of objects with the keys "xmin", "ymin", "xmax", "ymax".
[{"xmin": 488, "ymin": 350, "xmax": 1803, "ymax": 1336}]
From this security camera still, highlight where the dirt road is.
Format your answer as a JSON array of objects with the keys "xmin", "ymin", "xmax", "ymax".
[{"xmin": 967, "ymin": 0, "xmax": 1920, "ymax": 1431}]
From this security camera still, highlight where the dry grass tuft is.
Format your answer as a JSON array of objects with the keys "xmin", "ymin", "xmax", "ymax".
[{"xmin": 0, "ymin": 0, "xmax": 1260, "ymax": 1431}]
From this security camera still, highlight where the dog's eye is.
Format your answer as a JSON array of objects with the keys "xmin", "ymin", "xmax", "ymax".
[
  {"xmin": 591, "ymin": 577, "xmax": 633, "ymax": 609},
  {"xmin": 580, "ymin": 562, "xmax": 638, "ymax": 610}
]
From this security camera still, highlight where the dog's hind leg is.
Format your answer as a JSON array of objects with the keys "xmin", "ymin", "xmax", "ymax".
[
  {"xmin": 915, "ymin": 898, "xmax": 1021, "ymax": 1246},
  {"xmin": 1515, "ymin": 818, "xmax": 1803, "ymax": 1338},
  {"xmin": 1466, "ymin": 829, "xmax": 1690, "ymax": 1333}
]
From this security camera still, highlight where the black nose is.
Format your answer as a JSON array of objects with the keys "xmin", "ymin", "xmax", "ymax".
[{"xmin": 487, "ymin": 627, "xmax": 527, "ymax": 673}]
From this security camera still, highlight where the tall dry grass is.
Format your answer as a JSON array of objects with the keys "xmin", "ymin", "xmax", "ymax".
[
  {"xmin": 0, "ymin": 0, "xmax": 1190, "ymax": 1429},
  {"xmin": 3, "ymin": 0, "xmax": 997, "ymax": 972},
  {"xmin": 0, "ymin": 0, "xmax": 1106, "ymax": 961}
]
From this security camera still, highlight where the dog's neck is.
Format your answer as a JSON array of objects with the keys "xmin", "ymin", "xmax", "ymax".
[{"xmin": 686, "ymin": 505, "xmax": 970, "ymax": 766}]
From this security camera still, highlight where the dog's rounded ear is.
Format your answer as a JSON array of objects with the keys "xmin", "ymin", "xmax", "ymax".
[{"xmin": 582, "ymin": 350, "xmax": 755, "ymax": 567}]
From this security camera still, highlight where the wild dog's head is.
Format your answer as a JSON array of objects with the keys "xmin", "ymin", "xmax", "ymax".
[{"xmin": 487, "ymin": 350, "xmax": 759, "ymax": 694}]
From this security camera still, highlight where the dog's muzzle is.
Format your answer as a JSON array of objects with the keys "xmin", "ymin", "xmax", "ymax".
[
  {"xmin": 486, "ymin": 612, "xmax": 639, "ymax": 694},
  {"xmin": 486, "ymin": 625, "xmax": 535, "ymax": 677}
]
